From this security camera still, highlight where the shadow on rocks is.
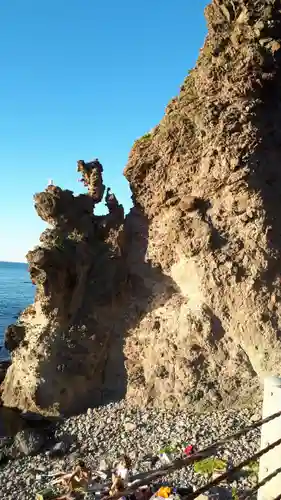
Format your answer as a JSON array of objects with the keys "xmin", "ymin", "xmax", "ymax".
[
  {"xmin": 100, "ymin": 206, "xmax": 179, "ymax": 407},
  {"xmin": 209, "ymin": 486, "xmax": 233, "ymax": 499},
  {"xmin": 0, "ymin": 360, "xmax": 11, "ymax": 385},
  {"xmin": 25, "ymin": 206, "xmax": 178, "ymax": 416},
  {"xmin": 0, "ymin": 407, "xmax": 61, "ymax": 465},
  {"xmin": 246, "ymin": 19, "xmax": 281, "ymax": 292}
]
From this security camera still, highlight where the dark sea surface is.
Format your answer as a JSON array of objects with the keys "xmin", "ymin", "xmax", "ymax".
[{"xmin": 0, "ymin": 261, "xmax": 35, "ymax": 360}]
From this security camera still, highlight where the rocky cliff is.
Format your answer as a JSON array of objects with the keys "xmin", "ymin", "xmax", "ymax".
[
  {"xmin": 2, "ymin": 161, "xmax": 128, "ymax": 415},
  {"xmin": 3, "ymin": 0, "xmax": 281, "ymax": 415}
]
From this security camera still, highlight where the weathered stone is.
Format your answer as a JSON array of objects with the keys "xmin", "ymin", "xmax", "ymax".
[
  {"xmin": 15, "ymin": 429, "xmax": 45, "ymax": 456},
  {"xmin": 47, "ymin": 440, "xmax": 70, "ymax": 457},
  {"xmin": 0, "ymin": 407, "xmax": 26, "ymax": 436},
  {"xmin": 4, "ymin": 325, "xmax": 25, "ymax": 352},
  {"xmin": 98, "ymin": 458, "xmax": 110, "ymax": 471},
  {"xmin": 77, "ymin": 158, "xmax": 105, "ymax": 203},
  {"xmin": 0, "ymin": 449, "xmax": 9, "ymax": 466},
  {"xmin": 124, "ymin": 422, "xmax": 137, "ymax": 432},
  {"xmin": 105, "ymin": 187, "xmax": 124, "ymax": 220},
  {"xmin": 0, "ymin": 437, "xmax": 13, "ymax": 449},
  {"xmin": 3, "ymin": 0, "xmax": 281, "ymax": 417},
  {"xmin": 123, "ymin": 0, "xmax": 281, "ymax": 409},
  {"xmin": 2, "ymin": 159, "xmax": 127, "ymax": 416}
]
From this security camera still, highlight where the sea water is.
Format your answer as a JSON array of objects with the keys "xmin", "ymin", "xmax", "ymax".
[{"xmin": 0, "ymin": 261, "xmax": 35, "ymax": 360}]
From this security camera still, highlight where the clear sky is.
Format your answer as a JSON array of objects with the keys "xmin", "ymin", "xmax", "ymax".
[{"xmin": 0, "ymin": 0, "xmax": 208, "ymax": 263}]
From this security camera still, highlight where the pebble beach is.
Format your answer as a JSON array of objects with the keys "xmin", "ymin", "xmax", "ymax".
[{"xmin": 0, "ymin": 401, "xmax": 262, "ymax": 500}]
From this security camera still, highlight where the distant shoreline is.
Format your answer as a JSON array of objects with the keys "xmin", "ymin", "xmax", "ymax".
[{"xmin": 0, "ymin": 261, "xmax": 27, "ymax": 266}]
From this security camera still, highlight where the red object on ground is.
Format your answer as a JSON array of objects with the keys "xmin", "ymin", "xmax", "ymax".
[{"xmin": 184, "ymin": 445, "xmax": 194, "ymax": 456}]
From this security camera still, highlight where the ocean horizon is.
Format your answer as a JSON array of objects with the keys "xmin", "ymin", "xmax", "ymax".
[
  {"xmin": 0, "ymin": 260, "xmax": 28, "ymax": 266},
  {"xmin": 0, "ymin": 261, "xmax": 35, "ymax": 360}
]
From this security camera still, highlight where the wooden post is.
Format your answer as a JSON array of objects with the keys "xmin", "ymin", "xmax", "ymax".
[{"xmin": 258, "ymin": 377, "xmax": 281, "ymax": 499}]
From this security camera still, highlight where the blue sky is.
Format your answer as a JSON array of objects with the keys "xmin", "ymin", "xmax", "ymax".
[{"xmin": 0, "ymin": 0, "xmax": 208, "ymax": 262}]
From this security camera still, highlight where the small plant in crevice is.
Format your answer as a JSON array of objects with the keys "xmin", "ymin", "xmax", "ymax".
[
  {"xmin": 159, "ymin": 445, "xmax": 178, "ymax": 454},
  {"xmin": 135, "ymin": 132, "xmax": 152, "ymax": 144},
  {"xmin": 194, "ymin": 457, "xmax": 227, "ymax": 477},
  {"xmin": 231, "ymin": 486, "xmax": 239, "ymax": 500},
  {"xmin": 142, "ymin": 132, "xmax": 152, "ymax": 140}
]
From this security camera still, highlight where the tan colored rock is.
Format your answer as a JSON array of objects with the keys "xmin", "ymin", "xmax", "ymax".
[
  {"xmin": 123, "ymin": 0, "xmax": 281, "ymax": 409},
  {"xmin": 2, "ymin": 161, "xmax": 127, "ymax": 416},
  {"xmin": 3, "ymin": 0, "xmax": 281, "ymax": 415}
]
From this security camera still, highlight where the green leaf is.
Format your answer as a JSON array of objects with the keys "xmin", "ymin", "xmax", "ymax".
[{"xmin": 194, "ymin": 458, "xmax": 227, "ymax": 476}]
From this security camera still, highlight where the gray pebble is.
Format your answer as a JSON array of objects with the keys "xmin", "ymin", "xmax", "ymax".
[{"xmin": 0, "ymin": 401, "xmax": 262, "ymax": 499}]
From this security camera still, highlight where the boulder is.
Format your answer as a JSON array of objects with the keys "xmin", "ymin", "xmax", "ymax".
[
  {"xmin": 15, "ymin": 429, "xmax": 45, "ymax": 456},
  {"xmin": 124, "ymin": 422, "xmax": 137, "ymax": 432},
  {"xmin": 47, "ymin": 440, "xmax": 70, "ymax": 457},
  {"xmin": 0, "ymin": 407, "xmax": 26, "ymax": 436},
  {"xmin": 0, "ymin": 449, "xmax": 9, "ymax": 466},
  {"xmin": 0, "ymin": 437, "xmax": 13, "ymax": 449},
  {"xmin": 4, "ymin": 325, "xmax": 25, "ymax": 352},
  {"xmin": 99, "ymin": 458, "xmax": 110, "ymax": 472}
]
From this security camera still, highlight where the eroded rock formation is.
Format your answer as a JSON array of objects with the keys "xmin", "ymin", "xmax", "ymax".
[
  {"xmin": 77, "ymin": 159, "xmax": 105, "ymax": 203},
  {"xmin": 3, "ymin": 0, "xmax": 281, "ymax": 415},
  {"xmin": 2, "ymin": 161, "xmax": 128, "ymax": 415}
]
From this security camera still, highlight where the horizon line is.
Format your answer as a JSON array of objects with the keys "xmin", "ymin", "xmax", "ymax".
[{"xmin": 0, "ymin": 260, "xmax": 27, "ymax": 265}]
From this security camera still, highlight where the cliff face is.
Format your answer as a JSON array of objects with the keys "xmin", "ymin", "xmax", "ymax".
[
  {"xmin": 124, "ymin": 0, "xmax": 281, "ymax": 408},
  {"xmin": 3, "ymin": 0, "xmax": 281, "ymax": 415}
]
